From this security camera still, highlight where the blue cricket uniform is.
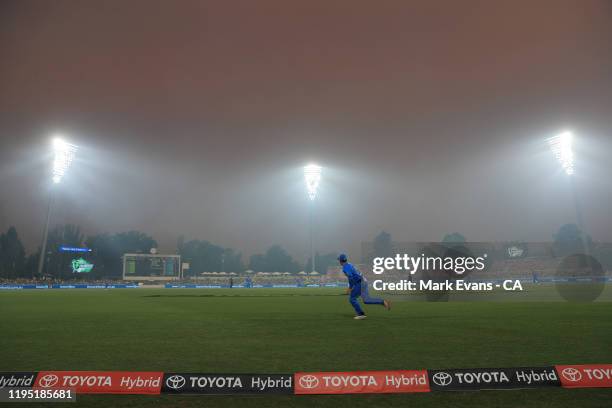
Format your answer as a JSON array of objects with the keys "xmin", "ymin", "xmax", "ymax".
[{"xmin": 342, "ymin": 262, "xmax": 384, "ymax": 315}]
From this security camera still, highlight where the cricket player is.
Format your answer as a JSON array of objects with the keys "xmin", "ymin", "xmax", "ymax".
[{"xmin": 337, "ymin": 254, "xmax": 391, "ymax": 319}]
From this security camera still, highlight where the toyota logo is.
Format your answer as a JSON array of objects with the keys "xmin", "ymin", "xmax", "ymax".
[
  {"xmin": 561, "ymin": 368, "xmax": 582, "ymax": 382},
  {"xmin": 432, "ymin": 372, "xmax": 453, "ymax": 386},
  {"xmin": 165, "ymin": 375, "xmax": 186, "ymax": 390},
  {"xmin": 39, "ymin": 374, "xmax": 59, "ymax": 388},
  {"xmin": 298, "ymin": 375, "xmax": 319, "ymax": 389}
]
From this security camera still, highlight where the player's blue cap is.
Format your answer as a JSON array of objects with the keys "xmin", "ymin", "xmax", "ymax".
[{"xmin": 337, "ymin": 253, "xmax": 348, "ymax": 262}]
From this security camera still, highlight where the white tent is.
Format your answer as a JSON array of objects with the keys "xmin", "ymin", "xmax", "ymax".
[
  {"xmin": 309, "ymin": 271, "xmax": 319, "ymax": 275},
  {"xmin": 298, "ymin": 271, "xmax": 307, "ymax": 275}
]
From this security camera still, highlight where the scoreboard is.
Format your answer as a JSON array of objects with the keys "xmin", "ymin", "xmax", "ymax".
[{"xmin": 123, "ymin": 253, "xmax": 181, "ymax": 280}]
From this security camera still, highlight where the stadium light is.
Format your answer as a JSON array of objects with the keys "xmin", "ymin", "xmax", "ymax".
[
  {"xmin": 304, "ymin": 164, "xmax": 322, "ymax": 274},
  {"xmin": 547, "ymin": 130, "xmax": 589, "ymax": 255},
  {"xmin": 304, "ymin": 164, "xmax": 321, "ymax": 200},
  {"xmin": 52, "ymin": 137, "xmax": 78, "ymax": 183},
  {"xmin": 37, "ymin": 136, "xmax": 79, "ymax": 278},
  {"xmin": 547, "ymin": 131, "xmax": 574, "ymax": 175}
]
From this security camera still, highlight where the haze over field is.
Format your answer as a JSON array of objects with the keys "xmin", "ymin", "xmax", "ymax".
[{"xmin": 1, "ymin": 0, "xmax": 611, "ymax": 261}]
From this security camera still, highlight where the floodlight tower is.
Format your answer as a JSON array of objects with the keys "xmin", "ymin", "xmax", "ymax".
[
  {"xmin": 304, "ymin": 164, "xmax": 321, "ymax": 273},
  {"xmin": 36, "ymin": 137, "xmax": 78, "ymax": 277},
  {"xmin": 547, "ymin": 131, "xmax": 588, "ymax": 254}
]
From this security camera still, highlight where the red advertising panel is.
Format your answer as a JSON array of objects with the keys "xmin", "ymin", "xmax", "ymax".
[
  {"xmin": 294, "ymin": 370, "xmax": 430, "ymax": 394},
  {"xmin": 555, "ymin": 365, "xmax": 612, "ymax": 388},
  {"xmin": 34, "ymin": 371, "xmax": 163, "ymax": 394}
]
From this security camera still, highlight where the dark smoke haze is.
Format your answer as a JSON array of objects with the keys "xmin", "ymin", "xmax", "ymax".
[{"xmin": 1, "ymin": 0, "xmax": 611, "ymax": 262}]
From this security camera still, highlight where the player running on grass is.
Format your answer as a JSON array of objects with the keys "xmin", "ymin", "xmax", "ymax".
[{"xmin": 337, "ymin": 253, "xmax": 391, "ymax": 319}]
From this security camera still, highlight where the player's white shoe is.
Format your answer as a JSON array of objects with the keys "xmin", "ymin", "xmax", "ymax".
[{"xmin": 354, "ymin": 315, "xmax": 367, "ymax": 320}]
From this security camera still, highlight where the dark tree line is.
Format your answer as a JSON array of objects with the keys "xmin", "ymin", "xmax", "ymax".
[
  {"xmin": 369, "ymin": 225, "xmax": 598, "ymax": 259},
  {"xmin": 304, "ymin": 252, "xmax": 342, "ymax": 274},
  {"xmin": 0, "ymin": 225, "xmax": 308, "ymax": 278},
  {"xmin": 178, "ymin": 237, "xmax": 245, "ymax": 276},
  {"xmin": 0, "ymin": 227, "xmax": 26, "ymax": 278},
  {"xmin": 85, "ymin": 231, "xmax": 158, "ymax": 279},
  {"xmin": 3, "ymin": 223, "xmax": 600, "ymax": 279},
  {"xmin": 248, "ymin": 245, "xmax": 301, "ymax": 273}
]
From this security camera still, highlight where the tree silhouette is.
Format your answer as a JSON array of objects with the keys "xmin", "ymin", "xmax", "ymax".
[{"xmin": 0, "ymin": 227, "xmax": 26, "ymax": 278}]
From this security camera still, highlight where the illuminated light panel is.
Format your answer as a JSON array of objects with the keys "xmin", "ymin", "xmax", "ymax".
[
  {"xmin": 304, "ymin": 164, "xmax": 322, "ymax": 200},
  {"xmin": 548, "ymin": 131, "xmax": 574, "ymax": 175},
  {"xmin": 52, "ymin": 137, "xmax": 78, "ymax": 183}
]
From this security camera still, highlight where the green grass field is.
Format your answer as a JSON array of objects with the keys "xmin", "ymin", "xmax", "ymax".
[{"xmin": 1, "ymin": 287, "xmax": 611, "ymax": 407}]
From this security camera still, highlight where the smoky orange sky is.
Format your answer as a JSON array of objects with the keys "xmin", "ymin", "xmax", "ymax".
[{"xmin": 1, "ymin": 0, "xmax": 611, "ymax": 262}]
